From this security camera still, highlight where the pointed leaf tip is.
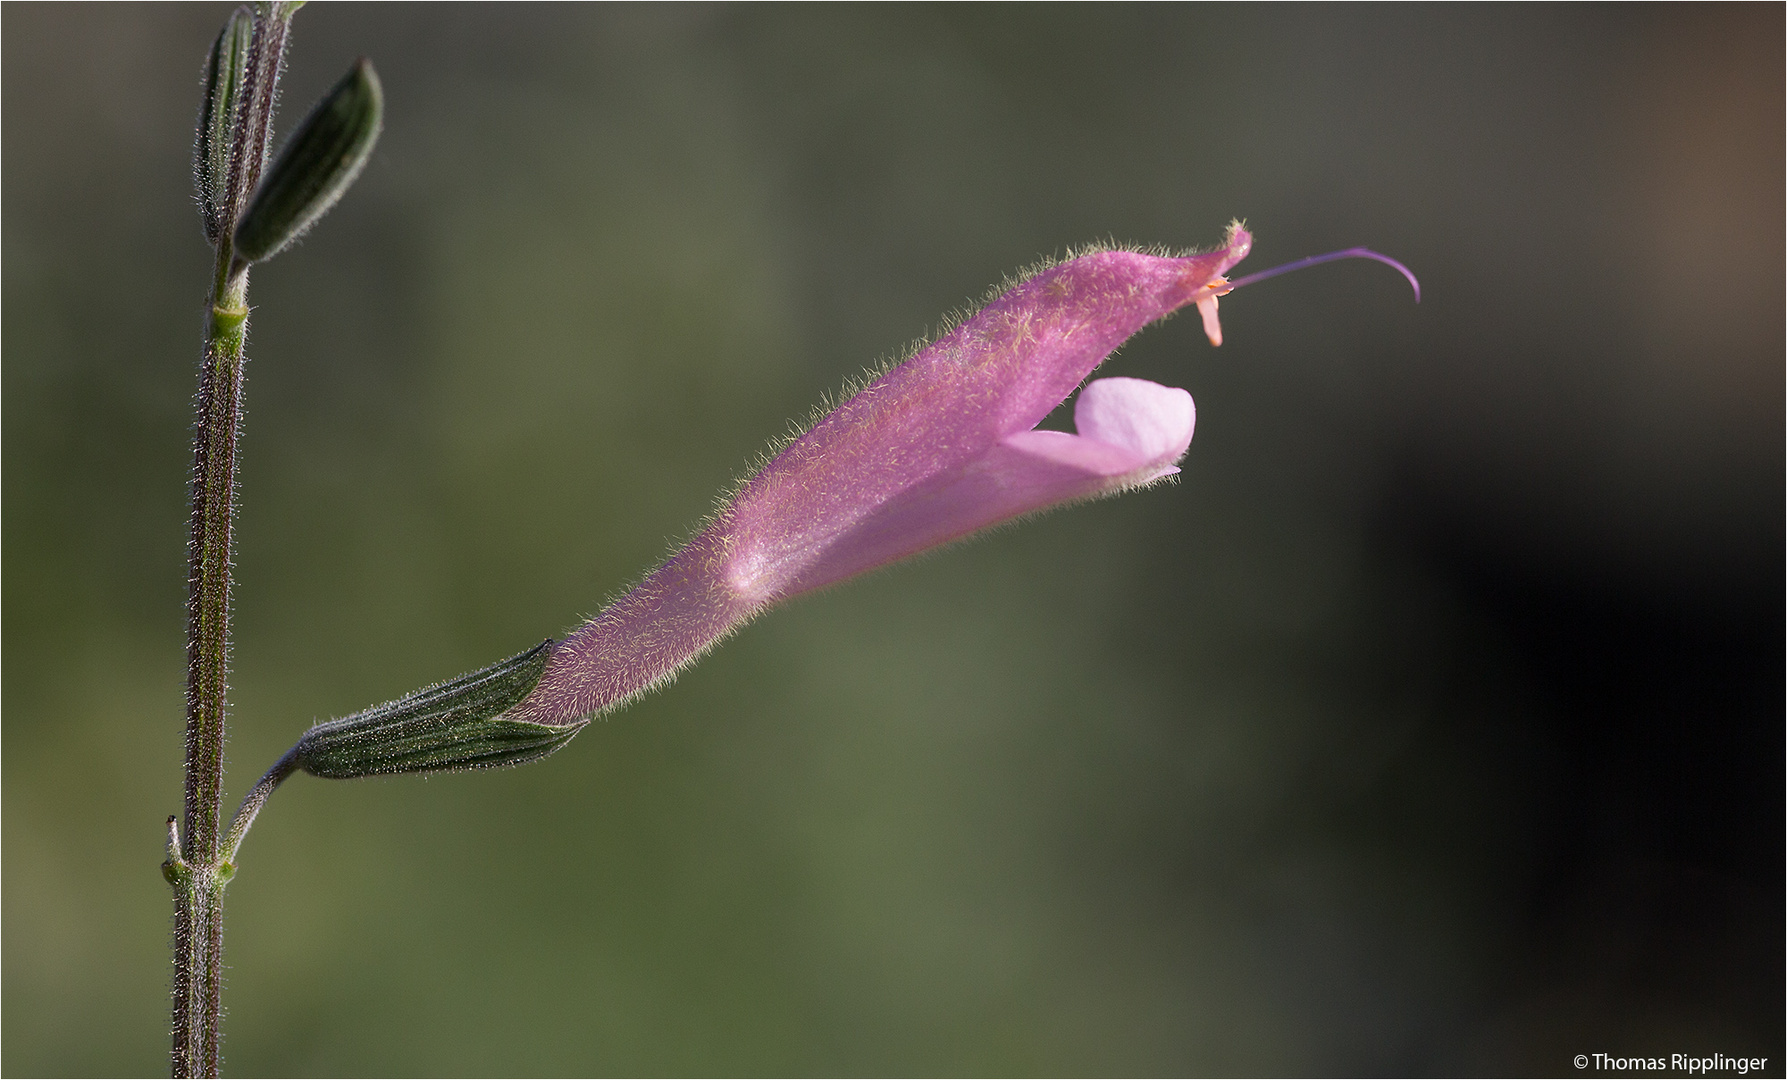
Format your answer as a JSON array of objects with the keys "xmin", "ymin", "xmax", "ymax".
[{"xmin": 233, "ymin": 57, "xmax": 383, "ymax": 262}]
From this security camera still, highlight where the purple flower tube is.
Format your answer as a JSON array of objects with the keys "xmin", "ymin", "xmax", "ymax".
[{"xmin": 506, "ymin": 224, "xmax": 1416, "ymax": 726}]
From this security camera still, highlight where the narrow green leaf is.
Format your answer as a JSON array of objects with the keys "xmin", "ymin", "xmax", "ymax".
[
  {"xmin": 233, "ymin": 57, "xmax": 383, "ymax": 263},
  {"xmin": 194, "ymin": 6, "xmax": 254, "ymax": 245},
  {"xmin": 294, "ymin": 641, "xmax": 586, "ymax": 779}
]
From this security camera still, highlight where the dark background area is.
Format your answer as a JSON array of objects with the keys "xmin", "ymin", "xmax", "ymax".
[{"xmin": 4, "ymin": 4, "xmax": 1781, "ymax": 1075}]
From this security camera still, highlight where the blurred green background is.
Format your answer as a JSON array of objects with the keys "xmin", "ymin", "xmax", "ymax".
[{"xmin": 5, "ymin": 4, "xmax": 1781, "ymax": 1075}]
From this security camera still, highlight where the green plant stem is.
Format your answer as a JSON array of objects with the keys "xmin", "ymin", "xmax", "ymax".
[
  {"xmin": 169, "ymin": 244, "xmax": 250, "ymax": 1080},
  {"xmin": 167, "ymin": 9, "xmax": 296, "ymax": 1072},
  {"xmin": 223, "ymin": 744, "xmax": 302, "ymax": 867}
]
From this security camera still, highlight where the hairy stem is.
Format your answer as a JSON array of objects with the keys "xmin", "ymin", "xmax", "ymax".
[
  {"xmin": 222, "ymin": 744, "xmax": 303, "ymax": 868},
  {"xmin": 169, "ymin": 8, "xmax": 292, "ymax": 1075},
  {"xmin": 171, "ymin": 242, "xmax": 250, "ymax": 1080}
]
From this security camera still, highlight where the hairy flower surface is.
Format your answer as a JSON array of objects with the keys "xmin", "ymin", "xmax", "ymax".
[{"xmin": 507, "ymin": 223, "xmax": 1368, "ymax": 726}]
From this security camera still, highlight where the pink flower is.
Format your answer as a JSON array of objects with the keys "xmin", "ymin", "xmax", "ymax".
[{"xmin": 505, "ymin": 224, "xmax": 1415, "ymax": 725}]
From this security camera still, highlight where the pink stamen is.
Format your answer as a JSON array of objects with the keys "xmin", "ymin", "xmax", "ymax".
[{"xmin": 1221, "ymin": 247, "xmax": 1421, "ymax": 302}]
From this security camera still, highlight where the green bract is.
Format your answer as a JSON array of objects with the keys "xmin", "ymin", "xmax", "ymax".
[
  {"xmin": 233, "ymin": 57, "xmax": 383, "ymax": 263},
  {"xmin": 293, "ymin": 641, "xmax": 584, "ymax": 778}
]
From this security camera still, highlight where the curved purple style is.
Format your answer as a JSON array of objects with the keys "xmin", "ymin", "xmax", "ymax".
[
  {"xmin": 1223, "ymin": 247, "xmax": 1421, "ymax": 302},
  {"xmin": 506, "ymin": 223, "xmax": 1351, "ymax": 727}
]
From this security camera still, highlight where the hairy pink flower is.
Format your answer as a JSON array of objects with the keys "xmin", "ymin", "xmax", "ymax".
[{"xmin": 505, "ymin": 224, "xmax": 1415, "ymax": 725}]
